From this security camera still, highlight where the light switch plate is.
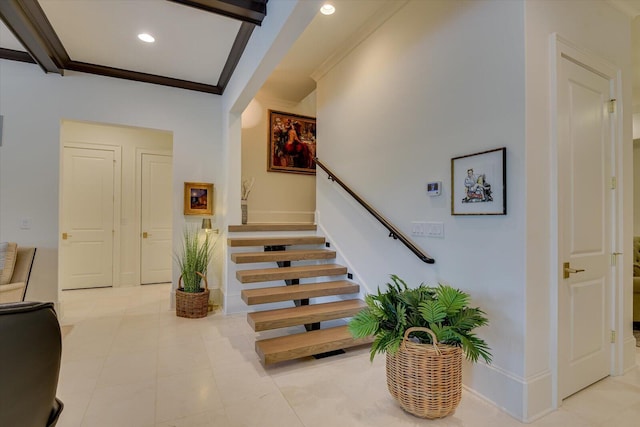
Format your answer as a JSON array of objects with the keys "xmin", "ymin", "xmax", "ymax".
[{"xmin": 426, "ymin": 222, "xmax": 444, "ymax": 238}]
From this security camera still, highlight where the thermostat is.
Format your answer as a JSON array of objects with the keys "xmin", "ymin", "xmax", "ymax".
[{"xmin": 426, "ymin": 181, "xmax": 441, "ymax": 196}]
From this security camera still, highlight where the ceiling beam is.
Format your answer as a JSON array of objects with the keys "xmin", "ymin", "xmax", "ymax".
[
  {"xmin": 0, "ymin": 0, "xmax": 68, "ymax": 74},
  {"xmin": 65, "ymin": 61, "xmax": 223, "ymax": 95},
  {"xmin": 217, "ymin": 22, "xmax": 254, "ymax": 90},
  {"xmin": 168, "ymin": 0, "xmax": 267, "ymax": 26},
  {"xmin": 0, "ymin": 47, "xmax": 35, "ymax": 64}
]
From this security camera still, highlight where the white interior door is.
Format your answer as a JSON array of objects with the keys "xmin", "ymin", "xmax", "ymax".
[
  {"xmin": 557, "ymin": 56, "xmax": 613, "ymax": 400},
  {"xmin": 140, "ymin": 153, "xmax": 173, "ymax": 284},
  {"xmin": 61, "ymin": 147, "xmax": 115, "ymax": 290}
]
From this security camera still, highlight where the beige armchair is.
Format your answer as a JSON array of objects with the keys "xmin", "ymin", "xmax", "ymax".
[
  {"xmin": 0, "ymin": 247, "xmax": 36, "ymax": 303},
  {"xmin": 634, "ymin": 237, "xmax": 640, "ymax": 324}
]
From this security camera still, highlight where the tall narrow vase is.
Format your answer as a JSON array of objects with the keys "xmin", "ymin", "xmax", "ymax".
[{"xmin": 241, "ymin": 200, "xmax": 248, "ymax": 224}]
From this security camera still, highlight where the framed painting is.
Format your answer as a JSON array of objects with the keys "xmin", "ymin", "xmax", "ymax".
[
  {"xmin": 184, "ymin": 182, "xmax": 214, "ymax": 215},
  {"xmin": 267, "ymin": 110, "xmax": 316, "ymax": 175},
  {"xmin": 451, "ymin": 147, "xmax": 506, "ymax": 215}
]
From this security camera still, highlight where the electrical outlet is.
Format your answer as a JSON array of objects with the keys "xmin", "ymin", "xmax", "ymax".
[{"xmin": 20, "ymin": 218, "xmax": 31, "ymax": 230}]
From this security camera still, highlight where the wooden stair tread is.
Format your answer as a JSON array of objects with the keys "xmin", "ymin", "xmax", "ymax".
[
  {"xmin": 236, "ymin": 264, "xmax": 347, "ymax": 283},
  {"xmin": 231, "ymin": 249, "xmax": 336, "ymax": 264},
  {"xmin": 242, "ymin": 280, "xmax": 359, "ymax": 305},
  {"xmin": 256, "ymin": 325, "xmax": 373, "ymax": 365},
  {"xmin": 228, "ymin": 236, "xmax": 325, "ymax": 247},
  {"xmin": 228, "ymin": 224, "xmax": 317, "ymax": 232},
  {"xmin": 248, "ymin": 299, "xmax": 367, "ymax": 331}
]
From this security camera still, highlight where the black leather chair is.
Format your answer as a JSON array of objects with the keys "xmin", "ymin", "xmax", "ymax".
[{"xmin": 0, "ymin": 302, "xmax": 63, "ymax": 426}]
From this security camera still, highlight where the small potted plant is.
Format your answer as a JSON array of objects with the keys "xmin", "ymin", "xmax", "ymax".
[
  {"xmin": 174, "ymin": 225, "xmax": 216, "ymax": 318},
  {"xmin": 349, "ymin": 275, "xmax": 491, "ymax": 419}
]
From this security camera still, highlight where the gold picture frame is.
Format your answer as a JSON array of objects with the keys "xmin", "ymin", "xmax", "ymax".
[
  {"xmin": 267, "ymin": 110, "xmax": 317, "ymax": 175},
  {"xmin": 184, "ymin": 182, "xmax": 214, "ymax": 215}
]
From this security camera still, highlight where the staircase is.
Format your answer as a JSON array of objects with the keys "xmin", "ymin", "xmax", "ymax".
[{"xmin": 228, "ymin": 224, "xmax": 373, "ymax": 365}]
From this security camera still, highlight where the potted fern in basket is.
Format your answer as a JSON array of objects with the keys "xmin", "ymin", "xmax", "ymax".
[
  {"xmin": 349, "ymin": 275, "xmax": 491, "ymax": 419},
  {"xmin": 174, "ymin": 225, "xmax": 215, "ymax": 318}
]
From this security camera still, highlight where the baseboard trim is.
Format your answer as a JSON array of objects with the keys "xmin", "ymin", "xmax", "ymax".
[{"xmin": 463, "ymin": 361, "xmax": 553, "ymax": 422}]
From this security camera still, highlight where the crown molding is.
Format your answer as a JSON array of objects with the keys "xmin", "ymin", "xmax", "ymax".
[
  {"xmin": 310, "ymin": 0, "xmax": 408, "ymax": 83},
  {"xmin": 606, "ymin": 0, "xmax": 640, "ymax": 18}
]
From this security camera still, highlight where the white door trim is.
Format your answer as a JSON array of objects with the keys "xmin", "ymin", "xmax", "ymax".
[
  {"xmin": 135, "ymin": 148, "xmax": 173, "ymax": 285},
  {"xmin": 549, "ymin": 33, "xmax": 623, "ymax": 408},
  {"xmin": 59, "ymin": 142, "xmax": 122, "ymax": 288}
]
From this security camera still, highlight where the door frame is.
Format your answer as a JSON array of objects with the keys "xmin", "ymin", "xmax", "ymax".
[
  {"xmin": 59, "ymin": 142, "xmax": 122, "ymax": 288},
  {"xmin": 135, "ymin": 148, "xmax": 173, "ymax": 286},
  {"xmin": 549, "ymin": 34, "xmax": 624, "ymax": 407}
]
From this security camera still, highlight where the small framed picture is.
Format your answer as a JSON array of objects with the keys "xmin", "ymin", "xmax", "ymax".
[
  {"xmin": 184, "ymin": 182, "xmax": 214, "ymax": 215},
  {"xmin": 451, "ymin": 148, "xmax": 506, "ymax": 215}
]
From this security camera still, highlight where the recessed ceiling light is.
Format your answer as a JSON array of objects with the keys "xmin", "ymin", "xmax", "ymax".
[
  {"xmin": 137, "ymin": 33, "xmax": 155, "ymax": 43},
  {"xmin": 320, "ymin": 3, "xmax": 335, "ymax": 15}
]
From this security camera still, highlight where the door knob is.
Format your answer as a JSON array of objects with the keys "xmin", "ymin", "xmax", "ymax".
[
  {"xmin": 142, "ymin": 232, "xmax": 149, "ymax": 238},
  {"xmin": 62, "ymin": 232, "xmax": 72, "ymax": 240},
  {"xmin": 563, "ymin": 262, "xmax": 585, "ymax": 279}
]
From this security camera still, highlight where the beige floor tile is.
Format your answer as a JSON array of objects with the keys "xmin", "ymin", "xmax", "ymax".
[
  {"xmin": 155, "ymin": 368, "xmax": 225, "ymax": 423},
  {"xmin": 58, "ymin": 356, "xmax": 104, "ymax": 395},
  {"xmin": 154, "ymin": 409, "xmax": 228, "ymax": 427},
  {"xmin": 97, "ymin": 349, "xmax": 158, "ymax": 387},
  {"xmin": 157, "ymin": 341, "xmax": 210, "ymax": 377},
  {"xmin": 560, "ymin": 377, "xmax": 640, "ymax": 425},
  {"xmin": 224, "ymin": 390, "xmax": 304, "ymax": 427},
  {"xmin": 55, "ymin": 390, "xmax": 92, "ymax": 427},
  {"xmin": 80, "ymin": 380, "xmax": 157, "ymax": 427}
]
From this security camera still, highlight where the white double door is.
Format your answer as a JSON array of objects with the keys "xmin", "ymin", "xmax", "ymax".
[{"xmin": 61, "ymin": 148, "xmax": 172, "ymax": 289}]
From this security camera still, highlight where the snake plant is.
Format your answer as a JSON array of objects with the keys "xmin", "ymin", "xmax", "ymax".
[{"xmin": 174, "ymin": 225, "xmax": 216, "ymax": 293}]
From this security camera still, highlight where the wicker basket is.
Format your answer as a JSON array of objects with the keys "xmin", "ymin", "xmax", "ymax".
[
  {"xmin": 386, "ymin": 327, "xmax": 463, "ymax": 419},
  {"xmin": 175, "ymin": 271, "xmax": 210, "ymax": 319}
]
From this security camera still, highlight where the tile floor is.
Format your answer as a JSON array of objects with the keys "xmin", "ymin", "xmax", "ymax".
[{"xmin": 55, "ymin": 284, "xmax": 640, "ymax": 427}]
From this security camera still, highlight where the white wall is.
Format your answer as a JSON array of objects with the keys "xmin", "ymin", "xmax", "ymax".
[
  {"xmin": 0, "ymin": 60, "xmax": 222, "ymax": 306},
  {"xmin": 525, "ymin": 0, "xmax": 633, "ymax": 419},
  {"xmin": 316, "ymin": 0, "xmax": 527, "ymax": 417},
  {"xmin": 241, "ymin": 91, "xmax": 316, "ymax": 224}
]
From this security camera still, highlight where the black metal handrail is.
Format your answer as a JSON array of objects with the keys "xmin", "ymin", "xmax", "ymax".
[{"xmin": 315, "ymin": 158, "xmax": 435, "ymax": 264}]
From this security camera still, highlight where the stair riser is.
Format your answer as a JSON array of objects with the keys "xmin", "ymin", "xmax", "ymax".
[
  {"xmin": 237, "ymin": 267, "xmax": 347, "ymax": 283},
  {"xmin": 258, "ymin": 336, "xmax": 373, "ymax": 365},
  {"xmin": 249, "ymin": 306, "xmax": 364, "ymax": 332}
]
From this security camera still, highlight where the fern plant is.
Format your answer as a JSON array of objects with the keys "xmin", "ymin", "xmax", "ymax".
[
  {"xmin": 349, "ymin": 275, "xmax": 492, "ymax": 364},
  {"xmin": 174, "ymin": 225, "xmax": 216, "ymax": 293}
]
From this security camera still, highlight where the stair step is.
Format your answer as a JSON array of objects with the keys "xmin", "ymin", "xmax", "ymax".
[
  {"xmin": 228, "ymin": 236, "xmax": 325, "ymax": 247},
  {"xmin": 256, "ymin": 325, "xmax": 374, "ymax": 365},
  {"xmin": 242, "ymin": 280, "xmax": 359, "ymax": 305},
  {"xmin": 231, "ymin": 249, "xmax": 336, "ymax": 264},
  {"xmin": 228, "ymin": 223, "xmax": 317, "ymax": 232},
  {"xmin": 248, "ymin": 299, "xmax": 367, "ymax": 331},
  {"xmin": 236, "ymin": 264, "xmax": 347, "ymax": 283}
]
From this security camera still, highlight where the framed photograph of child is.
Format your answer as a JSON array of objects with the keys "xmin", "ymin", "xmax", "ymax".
[{"xmin": 451, "ymin": 148, "xmax": 506, "ymax": 215}]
